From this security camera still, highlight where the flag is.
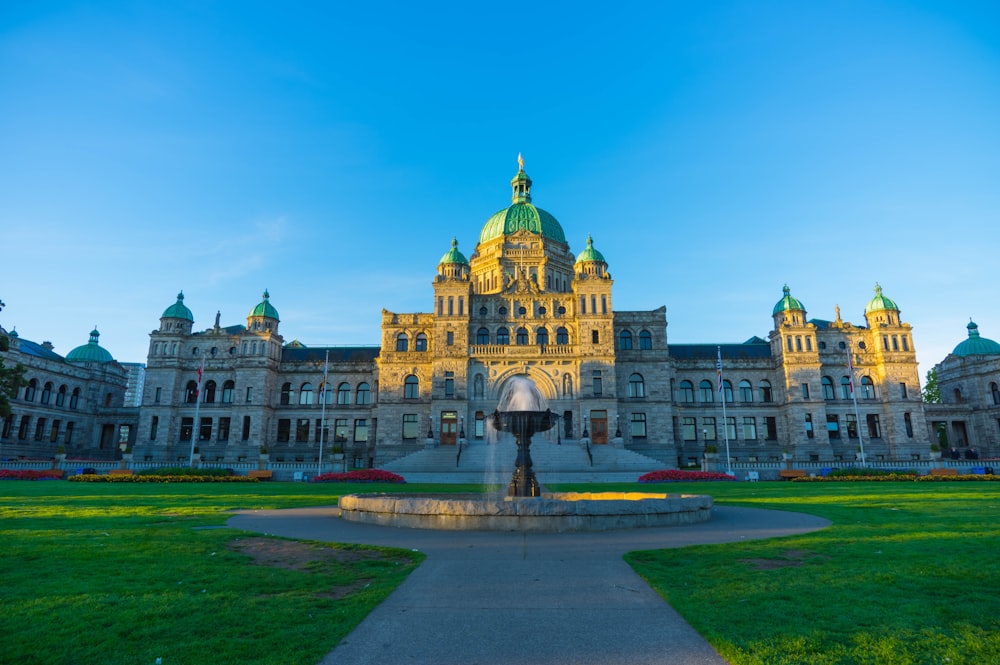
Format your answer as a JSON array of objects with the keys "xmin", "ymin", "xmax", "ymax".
[
  {"xmin": 195, "ymin": 354, "xmax": 205, "ymax": 397},
  {"xmin": 319, "ymin": 351, "xmax": 330, "ymax": 402},
  {"xmin": 846, "ymin": 346, "xmax": 855, "ymax": 396},
  {"xmin": 717, "ymin": 347, "xmax": 723, "ymax": 394}
]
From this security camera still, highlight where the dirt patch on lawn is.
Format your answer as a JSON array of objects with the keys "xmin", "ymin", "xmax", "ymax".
[{"xmin": 739, "ymin": 549, "xmax": 829, "ymax": 571}]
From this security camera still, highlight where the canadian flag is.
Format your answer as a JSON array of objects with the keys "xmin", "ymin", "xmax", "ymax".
[{"xmin": 195, "ymin": 355, "xmax": 205, "ymax": 397}]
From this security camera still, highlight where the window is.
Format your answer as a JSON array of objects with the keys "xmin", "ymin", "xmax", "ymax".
[
  {"xmin": 475, "ymin": 412, "xmax": 485, "ymax": 439},
  {"xmin": 861, "ymin": 376, "xmax": 875, "ymax": 400},
  {"xmin": 536, "ymin": 328, "xmax": 549, "ymax": 345},
  {"xmin": 185, "ymin": 381, "xmax": 199, "ymax": 404},
  {"xmin": 280, "ymin": 383, "xmax": 292, "ymax": 405},
  {"xmin": 34, "ymin": 417, "xmax": 46, "ymax": 441},
  {"xmin": 764, "ymin": 416, "xmax": 777, "ymax": 440},
  {"xmin": 404, "ymin": 375, "xmax": 419, "ymax": 399},
  {"xmin": 805, "ymin": 413, "xmax": 814, "ymax": 438},
  {"xmin": 296, "ymin": 418, "xmax": 310, "ymax": 442},
  {"xmin": 444, "ymin": 371, "xmax": 455, "ymax": 397},
  {"xmin": 299, "ymin": 383, "xmax": 314, "ymax": 405},
  {"xmin": 630, "ymin": 413, "xmax": 647, "ymax": 438},
  {"xmin": 516, "ymin": 327, "xmax": 529, "ymax": 345},
  {"xmin": 242, "ymin": 416, "xmax": 251, "ymax": 441},
  {"xmin": 498, "ymin": 306, "xmax": 507, "ymax": 316},
  {"xmin": 742, "ymin": 417, "xmax": 757, "ymax": 440},
  {"xmin": 396, "ymin": 333, "xmax": 409, "ymax": 352},
  {"xmin": 679, "ymin": 380, "xmax": 694, "ymax": 403},
  {"xmin": 41, "ymin": 382, "xmax": 52, "ymax": 405},
  {"xmin": 591, "ymin": 330, "xmax": 599, "ymax": 344},
  {"xmin": 639, "ymin": 330, "xmax": 652, "ymax": 350},
  {"xmin": 725, "ymin": 417, "xmax": 736, "ymax": 440},
  {"xmin": 827, "ymin": 414, "xmax": 840, "ymax": 438},
  {"xmin": 497, "ymin": 327, "xmax": 510, "ymax": 345},
  {"xmin": 866, "ymin": 414, "xmax": 881, "ymax": 438},
  {"xmin": 722, "ymin": 380, "xmax": 733, "ymax": 403},
  {"xmin": 24, "ymin": 379, "xmax": 37, "ymax": 402},
  {"xmin": 337, "ymin": 383, "xmax": 351, "ymax": 405},
  {"xmin": 203, "ymin": 380, "xmax": 217, "ymax": 404},
  {"xmin": 619, "ymin": 330, "xmax": 633, "ymax": 350},
  {"xmin": 199, "ymin": 417, "xmax": 212, "ymax": 441},
  {"xmin": 415, "ymin": 333, "xmax": 428, "ymax": 352},
  {"xmin": 699, "ymin": 380, "xmax": 714, "ymax": 403},
  {"xmin": 149, "ymin": 416, "xmax": 158, "ymax": 441},
  {"xmin": 682, "ymin": 417, "xmax": 697, "ymax": 441},
  {"xmin": 822, "ymin": 376, "xmax": 835, "ymax": 400},
  {"xmin": 402, "ymin": 414, "xmax": 419, "ymax": 439},
  {"xmin": 759, "ymin": 380, "xmax": 773, "ymax": 402},
  {"xmin": 846, "ymin": 414, "xmax": 858, "ymax": 438},
  {"xmin": 218, "ymin": 417, "xmax": 230, "ymax": 441},
  {"xmin": 739, "ymin": 380, "xmax": 753, "ymax": 402},
  {"xmin": 592, "ymin": 371, "xmax": 602, "ymax": 397},
  {"xmin": 17, "ymin": 416, "xmax": 30, "ymax": 440},
  {"xmin": 841, "ymin": 376, "xmax": 852, "ymax": 400},
  {"xmin": 354, "ymin": 419, "xmax": 368, "ymax": 442},
  {"xmin": 357, "ymin": 383, "xmax": 371, "ymax": 405},
  {"xmin": 1, "ymin": 416, "xmax": 12, "ymax": 439},
  {"xmin": 904, "ymin": 412, "xmax": 914, "ymax": 438},
  {"xmin": 245, "ymin": 387, "xmax": 253, "ymax": 403},
  {"xmin": 703, "ymin": 417, "xmax": 717, "ymax": 441},
  {"xmin": 315, "ymin": 418, "xmax": 328, "ymax": 443},
  {"xmin": 556, "ymin": 327, "xmax": 569, "ymax": 344},
  {"xmin": 56, "ymin": 385, "xmax": 67, "ymax": 407},
  {"xmin": 69, "ymin": 388, "xmax": 80, "ymax": 410},
  {"xmin": 476, "ymin": 327, "xmax": 489, "ymax": 344},
  {"xmin": 277, "ymin": 419, "xmax": 291, "ymax": 442},
  {"xmin": 222, "ymin": 381, "xmax": 234, "ymax": 403},
  {"xmin": 628, "ymin": 373, "xmax": 645, "ymax": 398},
  {"xmin": 64, "ymin": 421, "xmax": 74, "ymax": 444}
]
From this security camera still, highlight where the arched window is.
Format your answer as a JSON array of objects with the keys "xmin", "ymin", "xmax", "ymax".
[
  {"xmin": 722, "ymin": 380, "xmax": 733, "ymax": 403},
  {"xmin": 404, "ymin": 375, "xmax": 419, "ymax": 399},
  {"xmin": 41, "ymin": 382, "xmax": 52, "ymax": 405},
  {"xmin": 299, "ymin": 383, "xmax": 314, "ymax": 405},
  {"xmin": 639, "ymin": 330, "xmax": 652, "ymax": 350},
  {"xmin": 497, "ymin": 327, "xmax": 510, "ymax": 345},
  {"xmin": 396, "ymin": 333, "xmax": 409, "ymax": 352},
  {"xmin": 759, "ymin": 380, "xmax": 773, "ymax": 403},
  {"xmin": 822, "ymin": 376, "xmax": 835, "ymax": 400},
  {"xmin": 516, "ymin": 327, "xmax": 529, "ymax": 345},
  {"xmin": 280, "ymin": 382, "xmax": 292, "ymax": 405},
  {"xmin": 476, "ymin": 327, "xmax": 490, "ymax": 344},
  {"xmin": 356, "ymin": 383, "xmax": 371, "ymax": 405},
  {"xmin": 204, "ymin": 380, "xmax": 217, "ymax": 404},
  {"xmin": 699, "ymin": 380, "xmax": 714, "ymax": 403},
  {"xmin": 222, "ymin": 380, "xmax": 234, "ymax": 404},
  {"xmin": 556, "ymin": 327, "xmax": 569, "ymax": 345},
  {"xmin": 415, "ymin": 333, "xmax": 428, "ymax": 352},
  {"xmin": 861, "ymin": 376, "xmax": 875, "ymax": 400},
  {"xmin": 474, "ymin": 375, "xmax": 484, "ymax": 399},
  {"xmin": 679, "ymin": 380, "xmax": 694, "ymax": 403},
  {"xmin": 739, "ymin": 380, "xmax": 753, "ymax": 402},
  {"xmin": 628, "ymin": 373, "xmax": 645, "ymax": 398},
  {"xmin": 24, "ymin": 379, "xmax": 37, "ymax": 402},
  {"xmin": 185, "ymin": 381, "xmax": 198, "ymax": 404},
  {"xmin": 841, "ymin": 376, "xmax": 852, "ymax": 399},
  {"xmin": 992, "ymin": 382, "xmax": 1000, "ymax": 406},
  {"xmin": 337, "ymin": 382, "xmax": 351, "ymax": 405},
  {"xmin": 536, "ymin": 328, "xmax": 549, "ymax": 345},
  {"xmin": 619, "ymin": 330, "xmax": 633, "ymax": 350},
  {"xmin": 56, "ymin": 385, "xmax": 67, "ymax": 407},
  {"xmin": 69, "ymin": 387, "xmax": 80, "ymax": 410}
]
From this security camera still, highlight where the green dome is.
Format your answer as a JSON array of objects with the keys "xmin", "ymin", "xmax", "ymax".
[
  {"xmin": 249, "ymin": 290, "xmax": 280, "ymax": 320},
  {"xmin": 865, "ymin": 283, "xmax": 899, "ymax": 314},
  {"xmin": 952, "ymin": 321, "xmax": 1000, "ymax": 357},
  {"xmin": 574, "ymin": 234, "xmax": 606, "ymax": 264},
  {"xmin": 162, "ymin": 291, "xmax": 194, "ymax": 321},
  {"xmin": 478, "ymin": 160, "xmax": 567, "ymax": 245},
  {"xmin": 66, "ymin": 328, "xmax": 114, "ymax": 363},
  {"xmin": 439, "ymin": 237, "xmax": 469, "ymax": 265},
  {"xmin": 773, "ymin": 285, "xmax": 806, "ymax": 315}
]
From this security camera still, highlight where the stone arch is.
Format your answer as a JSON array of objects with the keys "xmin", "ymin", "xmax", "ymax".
[{"xmin": 490, "ymin": 368, "xmax": 558, "ymax": 403}]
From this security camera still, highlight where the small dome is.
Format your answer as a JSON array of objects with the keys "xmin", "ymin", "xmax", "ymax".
[
  {"xmin": 249, "ymin": 290, "xmax": 280, "ymax": 320},
  {"xmin": 66, "ymin": 328, "xmax": 114, "ymax": 363},
  {"xmin": 162, "ymin": 291, "xmax": 194, "ymax": 321},
  {"xmin": 952, "ymin": 321, "xmax": 1000, "ymax": 357},
  {"xmin": 439, "ymin": 238, "xmax": 469, "ymax": 265},
  {"xmin": 574, "ymin": 235, "xmax": 606, "ymax": 264},
  {"xmin": 773, "ymin": 285, "xmax": 806, "ymax": 315},
  {"xmin": 478, "ymin": 159, "xmax": 567, "ymax": 245},
  {"xmin": 865, "ymin": 283, "xmax": 899, "ymax": 314}
]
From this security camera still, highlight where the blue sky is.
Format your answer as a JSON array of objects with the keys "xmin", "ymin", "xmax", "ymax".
[{"xmin": 2, "ymin": 1, "xmax": 999, "ymax": 376}]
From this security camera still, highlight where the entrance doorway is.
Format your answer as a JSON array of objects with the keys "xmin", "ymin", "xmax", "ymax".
[
  {"xmin": 440, "ymin": 411, "xmax": 458, "ymax": 445},
  {"xmin": 590, "ymin": 410, "xmax": 608, "ymax": 444},
  {"xmin": 563, "ymin": 411, "xmax": 573, "ymax": 440}
]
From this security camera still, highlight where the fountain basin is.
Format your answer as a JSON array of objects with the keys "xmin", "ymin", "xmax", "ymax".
[{"xmin": 338, "ymin": 492, "xmax": 713, "ymax": 532}]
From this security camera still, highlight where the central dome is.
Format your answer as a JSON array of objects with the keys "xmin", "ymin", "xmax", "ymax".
[{"xmin": 478, "ymin": 158, "xmax": 567, "ymax": 245}]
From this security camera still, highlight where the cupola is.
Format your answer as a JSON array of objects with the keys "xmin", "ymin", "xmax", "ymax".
[
  {"xmin": 574, "ymin": 235, "xmax": 609, "ymax": 278},
  {"xmin": 159, "ymin": 291, "xmax": 194, "ymax": 334},
  {"xmin": 952, "ymin": 321, "xmax": 1000, "ymax": 357},
  {"xmin": 772, "ymin": 285, "xmax": 807, "ymax": 326},
  {"xmin": 437, "ymin": 237, "xmax": 470, "ymax": 281},
  {"xmin": 66, "ymin": 327, "xmax": 114, "ymax": 363},
  {"xmin": 864, "ymin": 283, "xmax": 900, "ymax": 326},
  {"xmin": 478, "ymin": 155, "xmax": 567, "ymax": 245},
  {"xmin": 247, "ymin": 290, "xmax": 280, "ymax": 333}
]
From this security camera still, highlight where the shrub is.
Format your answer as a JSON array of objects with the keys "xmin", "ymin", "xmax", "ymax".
[
  {"xmin": 136, "ymin": 467, "xmax": 233, "ymax": 477},
  {"xmin": 0, "ymin": 469, "xmax": 64, "ymax": 481},
  {"xmin": 313, "ymin": 469, "xmax": 406, "ymax": 483},
  {"xmin": 638, "ymin": 469, "xmax": 736, "ymax": 482},
  {"xmin": 69, "ymin": 473, "xmax": 257, "ymax": 483}
]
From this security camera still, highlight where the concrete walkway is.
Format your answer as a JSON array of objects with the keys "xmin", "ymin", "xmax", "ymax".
[{"xmin": 228, "ymin": 506, "xmax": 829, "ymax": 665}]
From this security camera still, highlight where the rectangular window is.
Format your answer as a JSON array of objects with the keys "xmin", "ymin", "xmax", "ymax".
[
  {"xmin": 601, "ymin": 295, "xmax": 607, "ymax": 314},
  {"xmin": 242, "ymin": 416, "xmax": 251, "ymax": 441},
  {"xmin": 787, "ymin": 337, "xmax": 793, "ymax": 352},
  {"xmin": 334, "ymin": 418, "xmax": 349, "ymax": 443},
  {"xmin": 315, "ymin": 418, "xmax": 328, "ymax": 443},
  {"xmin": 458, "ymin": 296, "xmax": 464, "ymax": 316},
  {"xmin": 402, "ymin": 414, "xmax": 419, "ymax": 440},
  {"xmin": 446, "ymin": 331, "xmax": 454, "ymax": 346},
  {"xmin": 294, "ymin": 418, "xmax": 309, "ymax": 442},
  {"xmin": 580, "ymin": 295, "xmax": 586, "ymax": 314},
  {"xmin": 703, "ymin": 417, "xmax": 716, "ymax": 441},
  {"xmin": 2, "ymin": 415, "xmax": 13, "ymax": 439},
  {"xmin": 806, "ymin": 337, "xmax": 813, "ymax": 351},
  {"xmin": 899, "ymin": 382, "xmax": 908, "ymax": 399},
  {"xmin": 805, "ymin": 413, "xmax": 814, "ymax": 438},
  {"xmin": 245, "ymin": 386, "xmax": 253, "ymax": 403},
  {"xmin": 218, "ymin": 417, "xmax": 230, "ymax": 441},
  {"xmin": 764, "ymin": 416, "xmax": 777, "ymax": 440},
  {"xmin": 437, "ymin": 296, "xmax": 444, "ymax": 316},
  {"xmin": 591, "ymin": 295, "xmax": 597, "ymax": 313},
  {"xmin": 795, "ymin": 336, "xmax": 802, "ymax": 352},
  {"xmin": 154, "ymin": 387, "xmax": 161, "ymax": 404},
  {"xmin": 199, "ymin": 417, "xmax": 212, "ymax": 441},
  {"xmin": 448, "ymin": 296, "xmax": 454, "ymax": 316},
  {"xmin": 592, "ymin": 371, "xmax": 602, "ymax": 397},
  {"xmin": 50, "ymin": 420, "xmax": 61, "ymax": 443},
  {"xmin": 474, "ymin": 412, "xmax": 485, "ymax": 439},
  {"xmin": 64, "ymin": 421, "xmax": 74, "ymax": 444},
  {"xmin": 902, "ymin": 336, "xmax": 909, "ymax": 352},
  {"xmin": 180, "ymin": 417, "xmax": 194, "ymax": 442},
  {"xmin": 801, "ymin": 383, "xmax": 810, "ymax": 399},
  {"xmin": 34, "ymin": 417, "xmax": 46, "ymax": 441},
  {"xmin": 883, "ymin": 335, "xmax": 890, "ymax": 351},
  {"xmin": 150, "ymin": 416, "xmax": 159, "ymax": 441},
  {"xmin": 682, "ymin": 417, "xmax": 697, "ymax": 441},
  {"xmin": 846, "ymin": 414, "xmax": 858, "ymax": 439},
  {"xmin": 725, "ymin": 417, "xmax": 736, "ymax": 440},
  {"xmin": 742, "ymin": 417, "xmax": 757, "ymax": 440},
  {"xmin": 630, "ymin": 413, "xmax": 647, "ymax": 438},
  {"xmin": 354, "ymin": 419, "xmax": 368, "ymax": 442},
  {"xmin": 892, "ymin": 335, "xmax": 899, "ymax": 351},
  {"xmin": 277, "ymin": 419, "xmax": 290, "ymax": 442},
  {"xmin": 18, "ymin": 416, "xmax": 30, "ymax": 440},
  {"xmin": 904, "ymin": 412, "xmax": 914, "ymax": 438},
  {"xmin": 445, "ymin": 371, "xmax": 455, "ymax": 398},
  {"xmin": 866, "ymin": 414, "xmax": 882, "ymax": 438},
  {"xmin": 827, "ymin": 414, "xmax": 840, "ymax": 439}
]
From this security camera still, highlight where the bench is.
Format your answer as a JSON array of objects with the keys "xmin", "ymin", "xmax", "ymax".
[
  {"xmin": 248, "ymin": 470, "xmax": 273, "ymax": 480},
  {"xmin": 108, "ymin": 469, "xmax": 135, "ymax": 476},
  {"xmin": 929, "ymin": 468, "xmax": 958, "ymax": 476},
  {"xmin": 779, "ymin": 469, "xmax": 808, "ymax": 480}
]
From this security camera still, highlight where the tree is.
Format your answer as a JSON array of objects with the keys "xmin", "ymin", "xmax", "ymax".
[
  {"xmin": 922, "ymin": 367, "xmax": 941, "ymax": 404},
  {"xmin": 0, "ymin": 298, "xmax": 28, "ymax": 419}
]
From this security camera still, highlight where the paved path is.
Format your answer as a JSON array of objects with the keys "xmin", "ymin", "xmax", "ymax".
[{"xmin": 228, "ymin": 506, "xmax": 829, "ymax": 665}]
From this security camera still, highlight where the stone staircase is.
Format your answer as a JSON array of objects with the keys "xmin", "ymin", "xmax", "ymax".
[{"xmin": 383, "ymin": 439, "xmax": 666, "ymax": 484}]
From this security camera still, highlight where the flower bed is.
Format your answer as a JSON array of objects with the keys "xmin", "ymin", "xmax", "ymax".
[
  {"xmin": 313, "ymin": 469, "xmax": 406, "ymax": 483},
  {"xmin": 0, "ymin": 469, "xmax": 64, "ymax": 481},
  {"xmin": 638, "ymin": 469, "xmax": 736, "ymax": 483},
  {"xmin": 794, "ymin": 473, "xmax": 999, "ymax": 482},
  {"xmin": 68, "ymin": 474, "xmax": 258, "ymax": 483}
]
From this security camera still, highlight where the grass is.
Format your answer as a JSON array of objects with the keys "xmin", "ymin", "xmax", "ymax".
[{"xmin": 0, "ymin": 482, "xmax": 478, "ymax": 665}]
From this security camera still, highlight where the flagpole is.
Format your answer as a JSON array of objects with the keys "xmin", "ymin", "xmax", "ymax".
[
  {"xmin": 318, "ymin": 350, "xmax": 329, "ymax": 478},
  {"xmin": 717, "ymin": 347, "xmax": 732, "ymax": 476},
  {"xmin": 847, "ymin": 344, "xmax": 867, "ymax": 468},
  {"xmin": 189, "ymin": 353, "xmax": 205, "ymax": 467}
]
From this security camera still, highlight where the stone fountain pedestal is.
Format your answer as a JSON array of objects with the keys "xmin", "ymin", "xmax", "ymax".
[{"xmin": 491, "ymin": 409, "xmax": 558, "ymax": 497}]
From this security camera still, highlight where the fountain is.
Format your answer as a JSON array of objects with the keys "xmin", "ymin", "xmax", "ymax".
[{"xmin": 338, "ymin": 375, "xmax": 713, "ymax": 531}]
